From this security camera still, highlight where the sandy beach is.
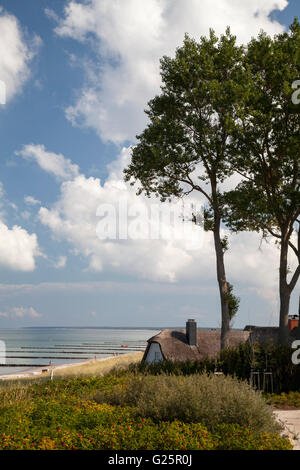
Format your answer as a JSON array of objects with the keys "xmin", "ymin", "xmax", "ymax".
[{"xmin": 0, "ymin": 352, "xmax": 143, "ymax": 381}]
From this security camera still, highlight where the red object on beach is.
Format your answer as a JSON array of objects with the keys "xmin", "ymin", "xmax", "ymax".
[{"xmin": 121, "ymin": 345, "xmax": 128, "ymax": 348}]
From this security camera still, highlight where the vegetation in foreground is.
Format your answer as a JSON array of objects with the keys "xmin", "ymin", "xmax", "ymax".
[
  {"xmin": 0, "ymin": 370, "xmax": 292, "ymax": 450},
  {"xmin": 93, "ymin": 373, "xmax": 280, "ymax": 434}
]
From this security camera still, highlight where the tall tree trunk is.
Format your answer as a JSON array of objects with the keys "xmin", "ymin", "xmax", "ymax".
[
  {"xmin": 279, "ymin": 237, "xmax": 291, "ymax": 345},
  {"xmin": 278, "ymin": 226, "xmax": 300, "ymax": 344},
  {"xmin": 213, "ymin": 214, "xmax": 230, "ymax": 350}
]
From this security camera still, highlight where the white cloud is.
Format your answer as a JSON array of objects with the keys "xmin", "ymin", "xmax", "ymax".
[
  {"xmin": 21, "ymin": 211, "xmax": 31, "ymax": 220},
  {"xmin": 53, "ymin": 0, "xmax": 288, "ymax": 143},
  {"xmin": 0, "ymin": 7, "xmax": 41, "ymax": 103},
  {"xmin": 53, "ymin": 255, "xmax": 67, "ymax": 269},
  {"xmin": 38, "ymin": 147, "xmax": 206, "ymax": 282},
  {"xmin": 0, "ymin": 181, "xmax": 18, "ymax": 219},
  {"xmin": 0, "ymin": 281, "xmax": 215, "ymax": 299},
  {"xmin": 0, "ymin": 306, "xmax": 42, "ymax": 319},
  {"xmin": 17, "ymin": 144, "xmax": 80, "ymax": 181},
  {"xmin": 0, "ymin": 221, "xmax": 40, "ymax": 271},
  {"xmin": 0, "ymin": 184, "xmax": 40, "ymax": 272},
  {"xmin": 24, "ymin": 195, "xmax": 41, "ymax": 206},
  {"xmin": 35, "ymin": 145, "xmax": 294, "ymax": 304},
  {"xmin": 0, "ymin": 182, "xmax": 4, "ymax": 199}
]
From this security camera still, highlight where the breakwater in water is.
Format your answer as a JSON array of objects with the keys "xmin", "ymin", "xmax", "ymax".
[{"xmin": 0, "ymin": 327, "xmax": 159, "ymax": 374}]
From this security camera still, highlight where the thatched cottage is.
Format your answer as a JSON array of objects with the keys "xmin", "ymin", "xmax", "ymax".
[{"xmin": 143, "ymin": 318, "xmax": 299, "ymax": 363}]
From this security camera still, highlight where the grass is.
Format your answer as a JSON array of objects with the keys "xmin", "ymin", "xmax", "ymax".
[
  {"xmin": 48, "ymin": 352, "xmax": 143, "ymax": 378},
  {"xmin": 0, "ymin": 352, "xmax": 143, "ymax": 382}
]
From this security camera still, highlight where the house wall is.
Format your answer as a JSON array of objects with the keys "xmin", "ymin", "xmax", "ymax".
[{"xmin": 144, "ymin": 342, "xmax": 163, "ymax": 363}]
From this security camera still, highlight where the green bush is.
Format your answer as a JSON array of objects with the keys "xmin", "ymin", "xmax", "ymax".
[
  {"xmin": 217, "ymin": 342, "xmax": 300, "ymax": 394},
  {"xmin": 130, "ymin": 358, "xmax": 214, "ymax": 376},
  {"xmin": 266, "ymin": 391, "xmax": 300, "ymax": 409},
  {"xmin": 0, "ymin": 374, "xmax": 292, "ymax": 450},
  {"xmin": 93, "ymin": 372, "xmax": 280, "ymax": 434},
  {"xmin": 212, "ymin": 424, "xmax": 292, "ymax": 450},
  {"xmin": 133, "ymin": 342, "xmax": 300, "ymax": 394},
  {"xmin": 0, "ymin": 412, "xmax": 291, "ymax": 450}
]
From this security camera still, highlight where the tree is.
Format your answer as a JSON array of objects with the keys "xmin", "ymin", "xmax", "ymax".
[
  {"xmin": 225, "ymin": 19, "xmax": 300, "ymax": 344},
  {"xmin": 124, "ymin": 29, "xmax": 245, "ymax": 349}
]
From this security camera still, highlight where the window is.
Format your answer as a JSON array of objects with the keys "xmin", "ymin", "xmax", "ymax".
[{"xmin": 154, "ymin": 351, "xmax": 160, "ymax": 362}]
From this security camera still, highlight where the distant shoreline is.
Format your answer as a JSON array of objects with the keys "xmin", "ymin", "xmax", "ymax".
[
  {"xmin": 0, "ymin": 326, "xmax": 162, "ymax": 331},
  {"xmin": 0, "ymin": 352, "xmax": 143, "ymax": 381},
  {"xmin": 0, "ymin": 326, "xmax": 248, "ymax": 331}
]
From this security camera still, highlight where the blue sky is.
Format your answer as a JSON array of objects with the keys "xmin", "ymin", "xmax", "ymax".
[{"xmin": 0, "ymin": 0, "xmax": 299, "ymax": 328}]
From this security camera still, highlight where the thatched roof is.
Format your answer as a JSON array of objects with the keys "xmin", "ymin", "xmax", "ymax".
[
  {"xmin": 245, "ymin": 325, "xmax": 298, "ymax": 346},
  {"xmin": 244, "ymin": 325, "xmax": 279, "ymax": 344},
  {"xmin": 143, "ymin": 324, "xmax": 298, "ymax": 363},
  {"xmin": 143, "ymin": 329, "xmax": 250, "ymax": 362}
]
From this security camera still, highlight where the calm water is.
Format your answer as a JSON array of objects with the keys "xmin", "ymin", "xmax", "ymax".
[{"xmin": 0, "ymin": 327, "xmax": 160, "ymax": 375}]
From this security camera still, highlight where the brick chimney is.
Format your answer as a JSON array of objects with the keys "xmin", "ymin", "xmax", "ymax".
[
  {"xmin": 186, "ymin": 319, "xmax": 197, "ymax": 346},
  {"xmin": 288, "ymin": 315, "xmax": 299, "ymax": 332}
]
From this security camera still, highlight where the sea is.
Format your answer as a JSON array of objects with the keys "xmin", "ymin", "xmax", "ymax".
[{"xmin": 0, "ymin": 327, "xmax": 160, "ymax": 375}]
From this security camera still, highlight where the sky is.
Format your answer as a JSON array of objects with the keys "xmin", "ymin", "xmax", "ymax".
[{"xmin": 0, "ymin": 0, "xmax": 299, "ymax": 328}]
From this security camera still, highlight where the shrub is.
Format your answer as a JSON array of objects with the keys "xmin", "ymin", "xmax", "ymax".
[
  {"xmin": 130, "ymin": 359, "xmax": 213, "ymax": 376},
  {"xmin": 93, "ymin": 372, "xmax": 280, "ymax": 434},
  {"xmin": 133, "ymin": 342, "xmax": 300, "ymax": 394},
  {"xmin": 212, "ymin": 424, "xmax": 293, "ymax": 450},
  {"xmin": 0, "ymin": 374, "xmax": 292, "ymax": 450},
  {"xmin": 266, "ymin": 391, "xmax": 300, "ymax": 409},
  {"xmin": 217, "ymin": 342, "xmax": 300, "ymax": 394},
  {"xmin": 0, "ymin": 398, "xmax": 290, "ymax": 451}
]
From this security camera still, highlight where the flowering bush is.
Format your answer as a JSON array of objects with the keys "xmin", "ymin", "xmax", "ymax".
[
  {"xmin": 266, "ymin": 391, "xmax": 300, "ymax": 409},
  {"xmin": 213, "ymin": 424, "xmax": 293, "ymax": 450},
  {"xmin": 0, "ymin": 374, "xmax": 292, "ymax": 450}
]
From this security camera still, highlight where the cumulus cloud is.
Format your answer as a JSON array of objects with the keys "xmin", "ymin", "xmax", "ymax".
[
  {"xmin": 0, "ymin": 306, "xmax": 42, "ymax": 318},
  {"xmin": 37, "ymin": 147, "xmax": 205, "ymax": 282},
  {"xmin": 53, "ymin": 255, "xmax": 67, "ymax": 269},
  {"xmin": 24, "ymin": 195, "xmax": 41, "ymax": 206},
  {"xmin": 17, "ymin": 144, "xmax": 80, "ymax": 181},
  {"xmin": 0, "ymin": 182, "xmax": 40, "ymax": 272},
  {"xmin": 35, "ymin": 145, "xmax": 293, "ymax": 301},
  {"xmin": 0, "ymin": 7, "xmax": 41, "ymax": 103},
  {"xmin": 52, "ymin": 0, "xmax": 288, "ymax": 143},
  {"xmin": 0, "ymin": 221, "xmax": 40, "ymax": 271}
]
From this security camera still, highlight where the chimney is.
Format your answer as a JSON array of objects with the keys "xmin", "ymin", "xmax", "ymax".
[
  {"xmin": 186, "ymin": 319, "xmax": 197, "ymax": 346},
  {"xmin": 288, "ymin": 315, "xmax": 299, "ymax": 332}
]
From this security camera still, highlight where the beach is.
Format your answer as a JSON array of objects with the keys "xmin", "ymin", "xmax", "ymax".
[
  {"xmin": 0, "ymin": 327, "xmax": 156, "ymax": 376},
  {"xmin": 0, "ymin": 351, "xmax": 143, "ymax": 381}
]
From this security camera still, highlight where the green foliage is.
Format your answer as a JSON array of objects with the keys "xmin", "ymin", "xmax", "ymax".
[
  {"xmin": 266, "ymin": 391, "xmax": 300, "ymax": 409},
  {"xmin": 216, "ymin": 342, "xmax": 300, "ymax": 394},
  {"xmin": 225, "ymin": 282, "xmax": 240, "ymax": 320},
  {"xmin": 133, "ymin": 341, "xmax": 300, "ymax": 394},
  {"xmin": 224, "ymin": 18, "xmax": 300, "ymax": 344},
  {"xmin": 124, "ymin": 27, "xmax": 248, "ymax": 342},
  {"xmin": 124, "ymin": 28, "xmax": 246, "ymax": 200},
  {"xmin": 212, "ymin": 423, "xmax": 292, "ymax": 450},
  {"xmin": 93, "ymin": 373, "xmax": 280, "ymax": 435},
  {"xmin": 0, "ymin": 372, "xmax": 292, "ymax": 450},
  {"xmin": 130, "ymin": 358, "xmax": 213, "ymax": 376}
]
